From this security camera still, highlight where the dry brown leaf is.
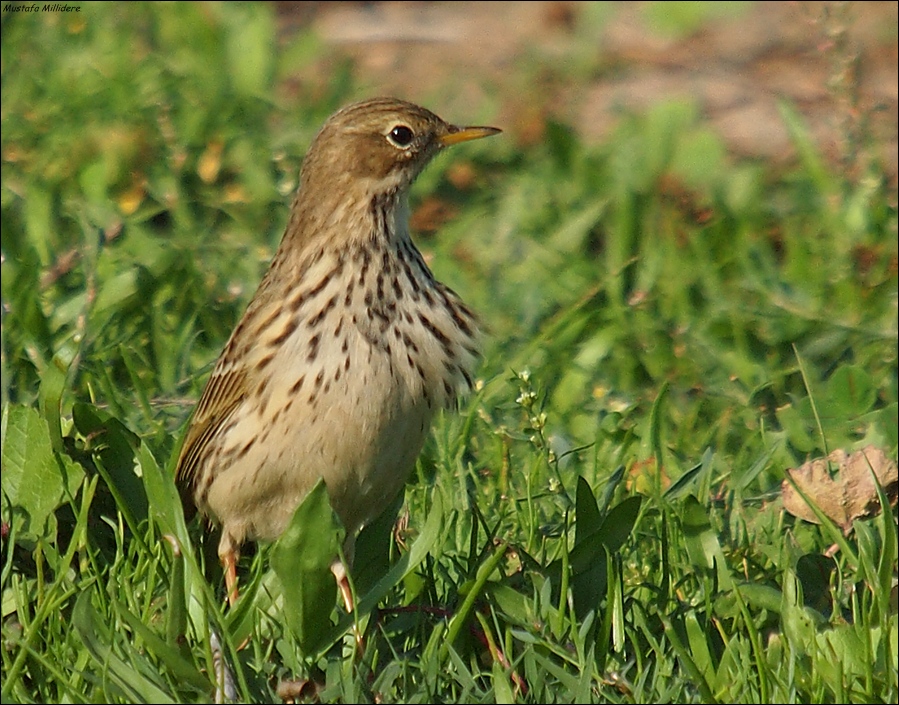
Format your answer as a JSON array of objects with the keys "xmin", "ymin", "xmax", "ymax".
[{"xmin": 782, "ymin": 445, "xmax": 898, "ymax": 533}]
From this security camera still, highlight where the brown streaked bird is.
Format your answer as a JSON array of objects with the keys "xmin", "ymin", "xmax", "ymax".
[{"xmin": 175, "ymin": 97, "xmax": 500, "ymax": 607}]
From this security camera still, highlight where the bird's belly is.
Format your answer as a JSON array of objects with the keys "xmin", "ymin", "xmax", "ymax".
[{"xmin": 202, "ymin": 323, "xmax": 436, "ymax": 545}]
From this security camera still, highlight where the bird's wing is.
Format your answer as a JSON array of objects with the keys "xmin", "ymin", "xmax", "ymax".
[{"xmin": 175, "ymin": 358, "xmax": 249, "ymax": 513}]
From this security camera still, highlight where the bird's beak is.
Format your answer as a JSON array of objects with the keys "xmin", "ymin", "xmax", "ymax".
[{"xmin": 440, "ymin": 125, "xmax": 501, "ymax": 146}]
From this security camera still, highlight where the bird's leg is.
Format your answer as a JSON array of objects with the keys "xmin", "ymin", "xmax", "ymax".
[
  {"xmin": 219, "ymin": 544, "xmax": 254, "ymax": 655},
  {"xmin": 335, "ymin": 532, "xmax": 359, "ymax": 613},
  {"xmin": 330, "ymin": 558, "xmax": 353, "ymax": 613},
  {"xmin": 221, "ymin": 548, "xmax": 240, "ymax": 607},
  {"xmin": 331, "ymin": 557, "xmax": 365, "ymax": 657}
]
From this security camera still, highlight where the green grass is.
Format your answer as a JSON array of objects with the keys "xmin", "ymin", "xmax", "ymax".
[{"xmin": 2, "ymin": 3, "xmax": 897, "ymax": 703}]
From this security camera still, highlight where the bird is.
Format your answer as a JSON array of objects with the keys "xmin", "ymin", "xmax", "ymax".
[{"xmin": 175, "ymin": 97, "xmax": 500, "ymax": 608}]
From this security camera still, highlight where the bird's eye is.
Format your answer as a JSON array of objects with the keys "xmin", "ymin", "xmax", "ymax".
[{"xmin": 387, "ymin": 125, "xmax": 415, "ymax": 148}]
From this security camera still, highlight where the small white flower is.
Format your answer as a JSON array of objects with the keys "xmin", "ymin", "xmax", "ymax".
[{"xmin": 516, "ymin": 390, "xmax": 536, "ymax": 406}]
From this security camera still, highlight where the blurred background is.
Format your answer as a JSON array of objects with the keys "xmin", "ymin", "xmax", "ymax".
[{"xmin": 277, "ymin": 1, "xmax": 898, "ymax": 181}]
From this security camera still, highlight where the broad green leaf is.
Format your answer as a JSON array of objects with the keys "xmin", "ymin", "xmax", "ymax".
[
  {"xmin": 38, "ymin": 355, "xmax": 67, "ymax": 454},
  {"xmin": 780, "ymin": 565, "xmax": 825, "ymax": 651},
  {"xmin": 775, "ymin": 403, "xmax": 815, "ymax": 453},
  {"xmin": 72, "ymin": 402, "xmax": 148, "ymax": 530},
  {"xmin": 574, "ymin": 475, "xmax": 602, "ymax": 554},
  {"xmin": 680, "ymin": 494, "xmax": 714, "ymax": 570},
  {"xmin": 138, "ymin": 443, "xmax": 198, "ymax": 647},
  {"xmin": 571, "ymin": 477, "xmax": 606, "ymax": 622},
  {"xmin": 271, "ymin": 478, "xmax": 343, "ymax": 657},
  {"xmin": 715, "ymin": 582, "xmax": 784, "ymax": 618},
  {"xmin": 492, "ymin": 660, "xmax": 515, "ymax": 704},
  {"xmin": 597, "ymin": 495, "xmax": 643, "ymax": 552},
  {"xmin": 351, "ymin": 491, "xmax": 402, "ymax": 596},
  {"xmin": 1, "ymin": 404, "xmax": 84, "ymax": 540},
  {"xmin": 595, "ymin": 465, "xmax": 625, "ymax": 516},
  {"xmin": 795, "ymin": 552, "xmax": 836, "ymax": 615},
  {"xmin": 813, "ymin": 623, "xmax": 870, "ymax": 693},
  {"xmin": 485, "ymin": 582, "xmax": 533, "ymax": 626},
  {"xmin": 685, "ymin": 611, "xmax": 715, "ymax": 683},
  {"xmin": 825, "ymin": 364, "xmax": 876, "ymax": 417},
  {"xmin": 139, "ymin": 442, "xmax": 189, "ymax": 546},
  {"xmin": 680, "ymin": 495, "xmax": 732, "ymax": 589}
]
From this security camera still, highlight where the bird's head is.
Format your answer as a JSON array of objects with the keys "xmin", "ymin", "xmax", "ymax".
[{"xmin": 299, "ymin": 97, "xmax": 500, "ymax": 199}]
